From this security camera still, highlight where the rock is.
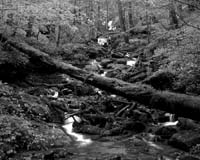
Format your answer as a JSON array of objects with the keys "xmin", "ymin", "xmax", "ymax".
[
  {"xmin": 100, "ymin": 59, "xmax": 113, "ymax": 68},
  {"xmin": 115, "ymin": 59, "xmax": 127, "ymax": 65},
  {"xmin": 155, "ymin": 126, "xmax": 177, "ymax": 140},
  {"xmin": 44, "ymin": 151, "xmax": 55, "ymax": 160},
  {"xmin": 190, "ymin": 144, "xmax": 200, "ymax": 156},
  {"xmin": 0, "ymin": 50, "xmax": 29, "ymax": 82},
  {"xmin": 143, "ymin": 71, "xmax": 176, "ymax": 90},
  {"xmin": 61, "ymin": 88, "xmax": 72, "ymax": 95},
  {"xmin": 53, "ymin": 149, "xmax": 73, "ymax": 158},
  {"xmin": 111, "ymin": 52, "xmax": 124, "ymax": 58},
  {"xmin": 178, "ymin": 118, "xmax": 199, "ymax": 130},
  {"xmin": 178, "ymin": 154, "xmax": 200, "ymax": 160},
  {"xmin": 48, "ymin": 100, "xmax": 66, "ymax": 124},
  {"xmin": 84, "ymin": 64, "xmax": 100, "ymax": 72},
  {"xmin": 106, "ymin": 63, "xmax": 126, "ymax": 70},
  {"xmin": 123, "ymin": 121, "xmax": 146, "ymax": 133},
  {"xmin": 169, "ymin": 130, "xmax": 200, "ymax": 151},
  {"xmin": 38, "ymin": 34, "xmax": 49, "ymax": 44},
  {"xmin": 15, "ymin": 28, "xmax": 27, "ymax": 37},
  {"xmin": 44, "ymin": 149, "xmax": 73, "ymax": 160},
  {"xmin": 87, "ymin": 46, "xmax": 106, "ymax": 59},
  {"xmin": 108, "ymin": 155, "xmax": 122, "ymax": 160},
  {"xmin": 132, "ymin": 109, "xmax": 153, "ymax": 123}
]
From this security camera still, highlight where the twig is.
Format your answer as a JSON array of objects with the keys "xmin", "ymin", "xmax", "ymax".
[
  {"xmin": 177, "ymin": 13, "xmax": 200, "ymax": 31},
  {"xmin": 175, "ymin": 0, "xmax": 200, "ymax": 11},
  {"xmin": 115, "ymin": 105, "xmax": 130, "ymax": 117}
]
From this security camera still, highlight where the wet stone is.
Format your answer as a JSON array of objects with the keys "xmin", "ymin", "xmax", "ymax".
[
  {"xmin": 169, "ymin": 130, "xmax": 200, "ymax": 151},
  {"xmin": 178, "ymin": 154, "xmax": 200, "ymax": 160},
  {"xmin": 155, "ymin": 126, "xmax": 178, "ymax": 140},
  {"xmin": 100, "ymin": 59, "xmax": 113, "ymax": 68}
]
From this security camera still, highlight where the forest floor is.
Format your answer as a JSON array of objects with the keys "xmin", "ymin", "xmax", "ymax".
[{"xmin": 1, "ymin": 21, "xmax": 200, "ymax": 160}]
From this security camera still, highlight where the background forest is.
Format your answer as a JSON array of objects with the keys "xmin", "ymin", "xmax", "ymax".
[{"xmin": 1, "ymin": 0, "xmax": 200, "ymax": 160}]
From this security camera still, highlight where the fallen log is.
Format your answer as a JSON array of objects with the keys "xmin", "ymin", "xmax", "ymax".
[{"xmin": 3, "ymin": 36, "xmax": 200, "ymax": 121}]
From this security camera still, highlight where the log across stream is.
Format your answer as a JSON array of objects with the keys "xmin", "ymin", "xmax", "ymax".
[{"xmin": 2, "ymin": 35, "xmax": 200, "ymax": 121}]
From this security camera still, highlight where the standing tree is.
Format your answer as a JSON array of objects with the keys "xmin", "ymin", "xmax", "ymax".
[
  {"xmin": 96, "ymin": 0, "xmax": 101, "ymax": 34},
  {"xmin": 116, "ymin": 0, "xmax": 129, "ymax": 43},
  {"xmin": 26, "ymin": 16, "xmax": 35, "ymax": 37},
  {"xmin": 169, "ymin": 0, "xmax": 179, "ymax": 29},
  {"xmin": 105, "ymin": 0, "xmax": 109, "ymax": 30},
  {"xmin": 73, "ymin": 0, "xmax": 77, "ymax": 25},
  {"xmin": 128, "ymin": 1, "xmax": 134, "ymax": 28}
]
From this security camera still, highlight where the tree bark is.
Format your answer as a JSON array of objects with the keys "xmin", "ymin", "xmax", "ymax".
[
  {"xmin": 169, "ymin": 0, "xmax": 179, "ymax": 29},
  {"xmin": 73, "ymin": 0, "xmax": 77, "ymax": 25},
  {"xmin": 116, "ymin": 0, "xmax": 129, "ymax": 43},
  {"xmin": 106, "ymin": 0, "xmax": 109, "ymax": 30},
  {"xmin": 128, "ymin": 1, "xmax": 134, "ymax": 28},
  {"xmin": 3, "ymin": 36, "xmax": 200, "ymax": 121},
  {"xmin": 55, "ymin": 25, "xmax": 61, "ymax": 47},
  {"xmin": 97, "ymin": 0, "xmax": 101, "ymax": 33},
  {"xmin": 26, "ymin": 16, "xmax": 35, "ymax": 38}
]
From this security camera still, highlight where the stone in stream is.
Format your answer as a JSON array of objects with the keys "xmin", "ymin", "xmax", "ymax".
[
  {"xmin": 155, "ymin": 126, "xmax": 178, "ymax": 140},
  {"xmin": 44, "ymin": 149, "xmax": 74, "ymax": 160},
  {"xmin": 100, "ymin": 59, "xmax": 113, "ymax": 68},
  {"xmin": 178, "ymin": 155, "xmax": 200, "ymax": 160},
  {"xmin": 115, "ymin": 59, "xmax": 127, "ymax": 65},
  {"xmin": 168, "ymin": 130, "xmax": 200, "ymax": 151}
]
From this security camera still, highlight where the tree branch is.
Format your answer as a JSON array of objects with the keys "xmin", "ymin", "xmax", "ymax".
[{"xmin": 175, "ymin": 0, "xmax": 200, "ymax": 11}]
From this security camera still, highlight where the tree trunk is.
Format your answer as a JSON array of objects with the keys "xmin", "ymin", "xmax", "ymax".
[
  {"xmin": 117, "ymin": 0, "xmax": 126, "ymax": 31},
  {"xmin": 169, "ymin": 0, "xmax": 179, "ymax": 29},
  {"xmin": 105, "ymin": 0, "xmax": 109, "ymax": 30},
  {"xmin": 97, "ymin": 0, "xmax": 101, "ymax": 33},
  {"xmin": 26, "ymin": 16, "xmax": 35, "ymax": 37},
  {"xmin": 55, "ymin": 25, "xmax": 61, "ymax": 47},
  {"xmin": 78, "ymin": 0, "xmax": 81, "ymax": 24},
  {"xmin": 145, "ymin": 4, "xmax": 151, "ymax": 43},
  {"xmin": 128, "ymin": 1, "xmax": 134, "ymax": 28},
  {"xmin": 88, "ymin": 0, "xmax": 95, "ymax": 39},
  {"xmin": 188, "ymin": 0, "xmax": 195, "ymax": 11},
  {"xmin": 3, "ymin": 36, "xmax": 200, "ymax": 121},
  {"xmin": 73, "ymin": 0, "xmax": 77, "ymax": 25},
  {"xmin": 176, "ymin": 2, "xmax": 183, "ymax": 20},
  {"xmin": 117, "ymin": 0, "xmax": 129, "ymax": 43}
]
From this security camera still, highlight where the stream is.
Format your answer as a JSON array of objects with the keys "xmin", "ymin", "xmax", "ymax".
[
  {"xmin": 62, "ymin": 115, "xmax": 180, "ymax": 160},
  {"xmin": 64, "ymin": 134, "xmax": 180, "ymax": 160}
]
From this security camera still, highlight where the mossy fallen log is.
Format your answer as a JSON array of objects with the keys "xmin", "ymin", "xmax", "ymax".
[{"xmin": 3, "ymin": 36, "xmax": 200, "ymax": 121}]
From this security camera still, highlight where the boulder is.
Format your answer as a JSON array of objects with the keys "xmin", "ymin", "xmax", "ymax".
[
  {"xmin": 155, "ymin": 126, "xmax": 177, "ymax": 140},
  {"xmin": 169, "ymin": 130, "xmax": 200, "ymax": 151}
]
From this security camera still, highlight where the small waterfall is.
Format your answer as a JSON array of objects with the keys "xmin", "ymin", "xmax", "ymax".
[
  {"xmin": 126, "ymin": 58, "xmax": 137, "ymax": 67},
  {"xmin": 162, "ymin": 113, "xmax": 178, "ymax": 127},
  {"xmin": 63, "ymin": 115, "xmax": 92, "ymax": 147}
]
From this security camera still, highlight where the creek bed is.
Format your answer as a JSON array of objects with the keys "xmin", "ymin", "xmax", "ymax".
[{"xmin": 65, "ymin": 135, "xmax": 181, "ymax": 160}]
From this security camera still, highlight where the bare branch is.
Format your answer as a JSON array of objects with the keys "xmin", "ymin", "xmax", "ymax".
[
  {"xmin": 176, "ymin": 13, "xmax": 200, "ymax": 31},
  {"xmin": 175, "ymin": 0, "xmax": 200, "ymax": 10}
]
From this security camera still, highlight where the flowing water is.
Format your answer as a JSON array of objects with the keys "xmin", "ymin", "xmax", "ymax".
[
  {"xmin": 63, "ymin": 116, "xmax": 92, "ymax": 147},
  {"xmin": 62, "ymin": 115, "xmax": 179, "ymax": 160},
  {"xmin": 63, "ymin": 115, "xmax": 127, "ymax": 159}
]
